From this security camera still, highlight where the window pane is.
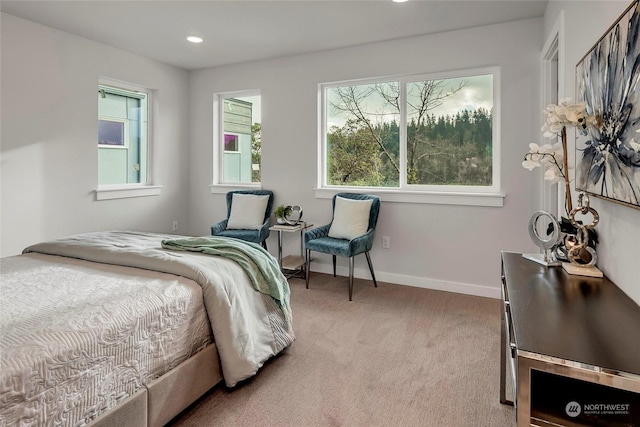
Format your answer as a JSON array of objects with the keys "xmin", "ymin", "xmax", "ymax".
[
  {"xmin": 326, "ymin": 83, "xmax": 400, "ymax": 187},
  {"xmin": 224, "ymin": 134, "xmax": 239, "ymax": 151},
  {"xmin": 98, "ymin": 120, "xmax": 125, "ymax": 146},
  {"xmin": 221, "ymin": 95, "xmax": 261, "ymax": 183},
  {"xmin": 406, "ymin": 74, "xmax": 493, "ymax": 186}
]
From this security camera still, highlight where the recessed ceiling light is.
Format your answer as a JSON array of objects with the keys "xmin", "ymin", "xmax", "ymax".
[
  {"xmin": 186, "ymin": 36, "xmax": 203, "ymax": 44},
  {"xmin": 392, "ymin": 0, "xmax": 409, "ymax": 2}
]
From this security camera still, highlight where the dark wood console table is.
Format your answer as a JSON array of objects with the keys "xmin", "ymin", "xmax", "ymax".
[{"xmin": 500, "ymin": 251, "xmax": 640, "ymax": 426}]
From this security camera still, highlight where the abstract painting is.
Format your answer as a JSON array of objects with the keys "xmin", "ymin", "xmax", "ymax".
[{"xmin": 575, "ymin": 0, "xmax": 640, "ymax": 209}]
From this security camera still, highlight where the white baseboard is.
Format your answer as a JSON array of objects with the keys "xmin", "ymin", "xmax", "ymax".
[{"xmin": 309, "ymin": 264, "xmax": 500, "ymax": 300}]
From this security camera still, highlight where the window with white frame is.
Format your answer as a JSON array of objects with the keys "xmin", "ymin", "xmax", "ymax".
[
  {"xmin": 98, "ymin": 83, "xmax": 149, "ymax": 186},
  {"xmin": 320, "ymin": 68, "xmax": 499, "ymax": 194},
  {"xmin": 214, "ymin": 91, "xmax": 262, "ymax": 184}
]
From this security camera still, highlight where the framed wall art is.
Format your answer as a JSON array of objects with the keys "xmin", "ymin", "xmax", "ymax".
[{"xmin": 575, "ymin": 0, "xmax": 640, "ymax": 209}]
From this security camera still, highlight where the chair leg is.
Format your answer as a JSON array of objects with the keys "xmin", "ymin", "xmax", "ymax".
[
  {"xmin": 332, "ymin": 255, "xmax": 337, "ymax": 277},
  {"xmin": 365, "ymin": 251, "xmax": 378, "ymax": 288},
  {"xmin": 348, "ymin": 257, "xmax": 354, "ymax": 301},
  {"xmin": 305, "ymin": 249, "xmax": 311, "ymax": 289}
]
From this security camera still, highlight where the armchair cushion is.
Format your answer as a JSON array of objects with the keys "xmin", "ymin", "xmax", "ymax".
[
  {"xmin": 328, "ymin": 196, "xmax": 373, "ymax": 240},
  {"xmin": 216, "ymin": 228, "xmax": 265, "ymax": 244},
  {"xmin": 227, "ymin": 194, "xmax": 270, "ymax": 230},
  {"xmin": 304, "ymin": 224, "xmax": 330, "ymax": 243},
  {"xmin": 210, "ymin": 219, "xmax": 228, "ymax": 236},
  {"xmin": 305, "ymin": 228, "xmax": 375, "ymax": 257}
]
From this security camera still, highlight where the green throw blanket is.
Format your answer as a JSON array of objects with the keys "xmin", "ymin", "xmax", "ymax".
[{"xmin": 161, "ymin": 236, "xmax": 291, "ymax": 324}]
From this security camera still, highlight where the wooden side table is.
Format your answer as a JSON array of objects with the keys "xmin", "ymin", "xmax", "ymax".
[{"xmin": 270, "ymin": 222, "xmax": 313, "ymax": 279}]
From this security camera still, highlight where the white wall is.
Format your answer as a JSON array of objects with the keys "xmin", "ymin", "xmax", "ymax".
[
  {"xmin": 189, "ymin": 18, "xmax": 543, "ymax": 298},
  {"xmin": 544, "ymin": 1, "xmax": 640, "ymax": 304},
  {"xmin": 11, "ymin": 7, "xmax": 630, "ymax": 305},
  {"xmin": 1, "ymin": 13, "xmax": 191, "ymax": 257}
]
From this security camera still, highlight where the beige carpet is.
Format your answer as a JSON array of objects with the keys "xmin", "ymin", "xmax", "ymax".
[{"xmin": 169, "ymin": 273, "xmax": 514, "ymax": 426}]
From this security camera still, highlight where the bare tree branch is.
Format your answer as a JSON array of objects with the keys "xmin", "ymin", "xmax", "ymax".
[
  {"xmin": 330, "ymin": 86, "xmax": 399, "ymax": 173},
  {"xmin": 329, "ymin": 79, "xmax": 468, "ymax": 184}
]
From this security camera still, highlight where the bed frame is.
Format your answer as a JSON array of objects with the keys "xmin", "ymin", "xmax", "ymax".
[{"xmin": 88, "ymin": 343, "xmax": 223, "ymax": 427}]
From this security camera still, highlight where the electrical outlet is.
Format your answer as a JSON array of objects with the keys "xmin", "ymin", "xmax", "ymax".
[
  {"xmin": 382, "ymin": 236, "xmax": 390, "ymax": 249},
  {"xmin": 172, "ymin": 220, "xmax": 178, "ymax": 231}
]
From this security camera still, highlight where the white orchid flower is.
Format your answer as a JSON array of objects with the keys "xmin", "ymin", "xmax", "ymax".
[
  {"xmin": 558, "ymin": 97, "xmax": 573, "ymax": 106},
  {"xmin": 555, "ymin": 105, "xmax": 568, "ymax": 118},
  {"xmin": 531, "ymin": 153, "xmax": 544, "ymax": 162},
  {"xmin": 522, "ymin": 159, "xmax": 540, "ymax": 170},
  {"xmin": 539, "ymin": 157, "xmax": 552, "ymax": 166},
  {"xmin": 551, "ymin": 143, "xmax": 564, "ymax": 162},
  {"xmin": 538, "ymin": 144, "xmax": 554, "ymax": 153},
  {"xmin": 542, "ymin": 120, "xmax": 565, "ymax": 137},
  {"xmin": 523, "ymin": 138, "xmax": 566, "ymax": 180},
  {"xmin": 544, "ymin": 168, "xmax": 563, "ymax": 183},
  {"xmin": 524, "ymin": 99, "xmax": 601, "ymax": 205},
  {"xmin": 541, "ymin": 98, "xmax": 599, "ymax": 138},
  {"xmin": 536, "ymin": 145, "xmax": 555, "ymax": 165},
  {"xmin": 565, "ymin": 108, "xmax": 584, "ymax": 124}
]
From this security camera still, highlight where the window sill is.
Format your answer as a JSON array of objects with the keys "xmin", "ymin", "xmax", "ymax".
[
  {"xmin": 210, "ymin": 184, "xmax": 262, "ymax": 194},
  {"xmin": 314, "ymin": 188, "xmax": 505, "ymax": 207},
  {"xmin": 96, "ymin": 185, "xmax": 162, "ymax": 200}
]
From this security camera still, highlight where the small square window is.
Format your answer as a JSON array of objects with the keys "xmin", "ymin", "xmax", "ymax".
[
  {"xmin": 98, "ymin": 119, "xmax": 126, "ymax": 146},
  {"xmin": 224, "ymin": 134, "xmax": 239, "ymax": 152}
]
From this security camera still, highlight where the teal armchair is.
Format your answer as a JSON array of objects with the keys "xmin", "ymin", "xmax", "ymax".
[
  {"xmin": 304, "ymin": 193, "xmax": 380, "ymax": 301},
  {"xmin": 211, "ymin": 190, "xmax": 274, "ymax": 249}
]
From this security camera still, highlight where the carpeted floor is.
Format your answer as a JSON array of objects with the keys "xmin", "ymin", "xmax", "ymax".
[{"xmin": 169, "ymin": 273, "xmax": 514, "ymax": 426}]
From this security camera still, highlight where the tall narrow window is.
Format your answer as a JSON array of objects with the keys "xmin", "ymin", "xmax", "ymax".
[
  {"xmin": 214, "ymin": 92, "xmax": 261, "ymax": 184},
  {"xmin": 98, "ymin": 83, "xmax": 149, "ymax": 186}
]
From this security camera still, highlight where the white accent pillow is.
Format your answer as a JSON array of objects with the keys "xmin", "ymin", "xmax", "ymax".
[
  {"xmin": 328, "ymin": 196, "xmax": 373, "ymax": 240},
  {"xmin": 226, "ymin": 194, "xmax": 269, "ymax": 230}
]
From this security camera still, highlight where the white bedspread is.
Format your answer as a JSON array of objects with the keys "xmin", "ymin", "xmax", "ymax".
[
  {"xmin": 1, "ymin": 231, "xmax": 295, "ymax": 425},
  {"xmin": 1, "ymin": 252, "xmax": 212, "ymax": 426}
]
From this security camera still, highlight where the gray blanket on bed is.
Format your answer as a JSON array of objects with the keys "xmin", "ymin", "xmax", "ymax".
[
  {"xmin": 22, "ymin": 231, "xmax": 295, "ymax": 387},
  {"xmin": 161, "ymin": 236, "xmax": 291, "ymax": 325}
]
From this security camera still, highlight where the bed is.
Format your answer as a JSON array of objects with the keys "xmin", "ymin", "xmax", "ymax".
[{"xmin": 0, "ymin": 231, "xmax": 295, "ymax": 426}]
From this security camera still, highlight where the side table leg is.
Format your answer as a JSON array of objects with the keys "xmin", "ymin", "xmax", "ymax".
[
  {"xmin": 300, "ymin": 228, "xmax": 305, "ymax": 279},
  {"xmin": 277, "ymin": 231, "xmax": 283, "ymax": 270}
]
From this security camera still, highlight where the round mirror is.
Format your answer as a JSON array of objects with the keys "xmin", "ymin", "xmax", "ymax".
[{"xmin": 528, "ymin": 211, "xmax": 561, "ymax": 250}]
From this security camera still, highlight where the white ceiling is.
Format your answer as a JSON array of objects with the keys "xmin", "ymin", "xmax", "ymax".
[{"xmin": 1, "ymin": 0, "xmax": 548, "ymax": 71}]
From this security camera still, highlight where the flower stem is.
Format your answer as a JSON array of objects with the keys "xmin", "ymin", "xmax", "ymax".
[{"xmin": 562, "ymin": 127, "xmax": 572, "ymax": 214}]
